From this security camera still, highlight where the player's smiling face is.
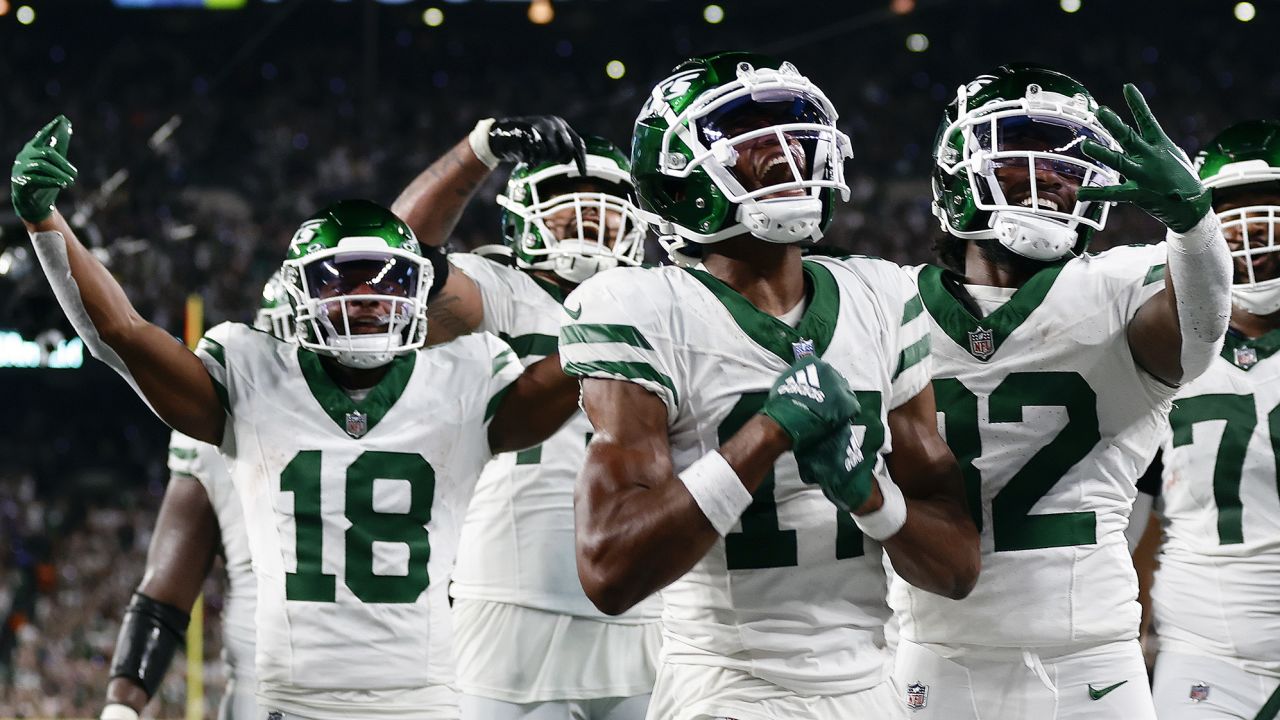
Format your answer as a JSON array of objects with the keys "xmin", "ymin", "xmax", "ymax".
[
  {"xmin": 310, "ymin": 257, "xmax": 414, "ymax": 335},
  {"xmin": 992, "ymin": 135, "xmax": 1081, "ymax": 214},
  {"xmin": 1217, "ymin": 189, "xmax": 1280, "ymax": 284},
  {"xmin": 542, "ymin": 179, "xmax": 626, "ymax": 247},
  {"xmin": 714, "ymin": 106, "xmax": 808, "ymax": 200}
]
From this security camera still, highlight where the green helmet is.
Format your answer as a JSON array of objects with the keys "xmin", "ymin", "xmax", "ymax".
[
  {"xmin": 1196, "ymin": 120, "xmax": 1280, "ymax": 314},
  {"xmin": 497, "ymin": 135, "xmax": 646, "ymax": 285},
  {"xmin": 932, "ymin": 63, "xmax": 1122, "ymax": 261},
  {"xmin": 631, "ymin": 51, "xmax": 852, "ymax": 265},
  {"xmin": 281, "ymin": 199, "xmax": 432, "ymax": 369},
  {"xmin": 253, "ymin": 268, "xmax": 296, "ymax": 341}
]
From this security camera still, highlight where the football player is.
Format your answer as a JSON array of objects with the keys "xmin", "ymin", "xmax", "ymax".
[
  {"xmin": 559, "ymin": 52, "xmax": 981, "ymax": 720},
  {"xmin": 390, "ymin": 120, "xmax": 660, "ymax": 719},
  {"xmin": 100, "ymin": 273, "xmax": 293, "ymax": 720},
  {"xmin": 888, "ymin": 64, "xmax": 1231, "ymax": 719},
  {"xmin": 1144, "ymin": 120, "xmax": 1280, "ymax": 720},
  {"xmin": 11, "ymin": 115, "xmax": 581, "ymax": 720}
]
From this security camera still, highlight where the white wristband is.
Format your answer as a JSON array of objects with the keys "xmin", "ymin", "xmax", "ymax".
[
  {"xmin": 853, "ymin": 476, "xmax": 907, "ymax": 541},
  {"xmin": 678, "ymin": 450, "xmax": 753, "ymax": 536},
  {"xmin": 101, "ymin": 703, "xmax": 141, "ymax": 720},
  {"xmin": 467, "ymin": 118, "xmax": 500, "ymax": 169}
]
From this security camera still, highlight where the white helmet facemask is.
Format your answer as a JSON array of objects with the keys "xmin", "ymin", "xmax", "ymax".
[
  {"xmin": 497, "ymin": 157, "xmax": 647, "ymax": 285},
  {"xmin": 1202, "ymin": 161, "xmax": 1280, "ymax": 315},
  {"xmin": 937, "ymin": 84, "xmax": 1121, "ymax": 261},
  {"xmin": 285, "ymin": 243, "xmax": 432, "ymax": 369},
  {"xmin": 647, "ymin": 61, "xmax": 852, "ymax": 254}
]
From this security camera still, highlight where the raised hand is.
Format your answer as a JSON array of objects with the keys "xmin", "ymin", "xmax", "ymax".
[
  {"xmin": 1079, "ymin": 84, "xmax": 1209, "ymax": 233},
  {"xmin": 759, "ymin": 356, "xmax": 860, "ymax": 453},
  {"xmin": 11, "ymin": 115, "xmax": 78, "ymax": 224},
  {"xmin": 487, "ymin": 115, "xmax": 587, "ymax": 175}
]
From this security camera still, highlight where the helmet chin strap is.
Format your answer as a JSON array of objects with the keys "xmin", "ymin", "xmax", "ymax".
[
  {"xmin": 736, "ymin": 196, "xmax": 824, "ymax": 244},
  {"xmin": 992, "ymin": 211, "xmax": 1079, "ymax": 261},
  {"xmin": 1232, "ymin": 278, "xmax": 1280, "ymax": 315},
  {"xmin": 550, "ymin": 242, "xmax": 619, "ymax": 284}
]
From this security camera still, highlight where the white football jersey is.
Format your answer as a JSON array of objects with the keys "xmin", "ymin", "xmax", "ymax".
[
  {"xmin": 167, "ymin": 431, "xmax": 256, "ymax": 682},
  {"xmin": 892, "ymin": 244, "xmax": 1174, "ymax": 649},
  {"xmin": 559, "ymin": 256, "xmax": 932, "ymax": 695},
  {"xmin": 1155, "ymin": 330, "xmax": 1280, "ymax": 678},
  {"xmin": 194, "ymin": 322, "xmax": 521, "ymax": 719},
  {"xmin": 448, "ymin": 253, "xmax": 659, "ymax": 622}
]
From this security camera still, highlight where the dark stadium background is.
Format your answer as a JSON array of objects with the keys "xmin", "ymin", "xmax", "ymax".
[{"xmin": 1, "ymin": 0, "xmax": 1274, "ymax": 716}]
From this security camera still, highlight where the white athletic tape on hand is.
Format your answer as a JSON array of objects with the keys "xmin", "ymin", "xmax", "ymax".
[
  {"xmin": 678, "ymin": 450, "xmax": 753, "ymax": 537},
  {"xmin": 468, "ymin": 118, "xmax": 500, "ymax": 169},
  {"xmin": 853, "ymin": 475, "xmax": 907, "ymax": 541},
  {"xmin": 100, "ymin": 703, "xmax": 141, "ymax": 720}
]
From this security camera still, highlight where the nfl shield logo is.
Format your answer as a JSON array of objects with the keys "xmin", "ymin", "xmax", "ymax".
[
  {"xmin": 1234, "ymin": 346, "xmax": 1258, "ymax": 369},
  {"xmin": 1189, "ymin": 682, "xmax": 1210, "ymax": 702},
  {"xmin": 345, "ymin": 410, "xmax": 369, "ymax": 439},
  {"xmin": 905, "ymin": 681, "xmax": 929, "ymax": 710},
  {"xmin": 792, "ymin": 338, "xmax": 816, "ymax": 360},
  {"xmin": 967, "ymin": 327, "xmax": 995, "ymax": 360}
]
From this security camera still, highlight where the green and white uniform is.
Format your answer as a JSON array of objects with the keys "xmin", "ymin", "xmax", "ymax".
[
  {"xmin": 193, "ymin": 322, "xmax": 521, "ymax": 720},
  {"xmin": 447, "ymin": 253, "xmax": 661, "ymax": 710},
  {"xmin": 560, "ymin": 256, "xmax": 931, "ymax": 719},
  {"xmin": 167, "ymin": 431, "xmax": 259, "ymax": 720},
  {"xmin": 1152, "ymin": 330, "xmax": 1280, "ymax": 719},
  {"xmin": 890, "ymin": 244, "xmax": 1172, "ymax": 719}
]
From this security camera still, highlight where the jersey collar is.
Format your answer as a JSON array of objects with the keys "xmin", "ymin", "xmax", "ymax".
[
  {"xmin": 684, "ymin": 259, "xmax": 840, "ymax": 364},
  {"xmin": 918, "ymin": 262, "xmax": 1066, "ymax": 362},
  {"xmin": 1221, "ymin": 327, "xmax": 1280, "ymax": 371},
  {"xmin": 297, "ymin": 349, "xmax": 417, "ymax": 437}
]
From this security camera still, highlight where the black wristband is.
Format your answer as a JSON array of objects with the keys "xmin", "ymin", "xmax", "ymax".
[{"xmin": 108, "ymin": 592, "xmax": 189, "ymax": 699}]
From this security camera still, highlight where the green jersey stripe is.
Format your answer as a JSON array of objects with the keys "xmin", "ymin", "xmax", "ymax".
[
  {"xmin": 1143, "ymin": 264, "xmax": 1166, "ymax": 286},
  {"xmin": 1253, "ymin": 682, "xmax": 1280, "ymax": 720},
  {"xmin": 492, "ymin": 348, "xmax": 517, "ymax": 375},
  {"xmin": 902, "ymin": 294, "xmax": 924, "ymax": 324},
  {"xmin": 210, "ymin": 376, "xmax": 231, "ymax": 415},
  {"xmin": 560, "ymin": 323, "xmax": 654, "ymax": 350},
  {"xmin": 169, "ymin": 447, "xmax": 198, "ymax": 460},
  {"xmin": 563, "ymin": 360, "xmax": 679, "ymax": 406},
  {"xmin": 498, "ymin": 332, "xmax": 558, "ymax": 358},
  {"xmin": 895, "ymin": 335, "xmax": 931, "ymax": 380},
  {"xmin": 198, "ymin": 336, "xmax": 227, "ymax": 368}
]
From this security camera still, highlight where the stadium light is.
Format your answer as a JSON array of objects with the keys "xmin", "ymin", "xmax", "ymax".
[
  {"xmin": 703, "ymin": 4, "xmax": 724, "ymax": 24},
  {"xmin": 606, "ymin": 60, "xmax": 626, "ymax": 80},
  {"xmin": 16, "ymin": 4, "xmax": 34, "ymax": 24},
  {"xmin": 1234, "ymin": 1, "xmax": 1256, "ymax": 21},
  {"xmin": 0, "ymin": 1, "xmax": 10, "ymax": 16},
  {"xmin": 423, "ymin": 7, "xmax": 443, "ymax": 26},
  {"xmin": 1060, "ymin": 0, "xmax": 1081, "ymax": 13},
  {"xmin": 891, "ymin": 0, "xmax": 915, "ymax": 14},
  {"xmin": 528, "ymin": 0, "xmax": 553, "ymax": 24},
  {"xmin": 906, "ymin": 33, "xmax": 928, "ymax": 52}
]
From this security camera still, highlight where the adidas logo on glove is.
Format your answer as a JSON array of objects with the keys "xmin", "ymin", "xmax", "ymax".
[
  {"xmin": 844, "ymin": 433, "xmax": 863, "ymax": 472},
  {"xmin": 778, "ymin": 364, "xmax": 826, "ymax": 403}
]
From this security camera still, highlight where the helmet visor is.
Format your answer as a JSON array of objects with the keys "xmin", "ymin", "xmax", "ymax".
[
  {"xmin": 693, "ymin": 94, "xmax": 849, "ymax": 203},
  {"xmin": 304, "ymin": 255, "xmax": 419, "ymax": 300}
]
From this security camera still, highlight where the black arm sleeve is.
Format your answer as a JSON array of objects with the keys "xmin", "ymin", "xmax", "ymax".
[{"xmin": 108, "ymin": 592, "xmax": 190, "ymax": 699}]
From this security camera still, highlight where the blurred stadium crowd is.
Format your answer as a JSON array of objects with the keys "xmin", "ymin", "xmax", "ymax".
[{"xmin": 1, "ymin": 0, "xmax": 1275, "ymax": 715}]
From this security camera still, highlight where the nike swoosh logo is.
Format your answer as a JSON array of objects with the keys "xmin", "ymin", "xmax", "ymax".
[
  {"xmin": 564, "ymin": 304, "xmax": 582, "ymax": 320},
  {"xmin": 1088, "ymin": 681, "xmax": 1127, "ymax": 700}
]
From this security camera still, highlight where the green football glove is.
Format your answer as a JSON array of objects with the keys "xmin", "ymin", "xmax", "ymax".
[
  {"xmin": 11, "ymin": 115, "xmax": 77, "ymax": 224},
  {"xmin": 796, "ymin": 422, "xmax": 873, "ymax": 514},
  {"xmin": 1079, "ymin": 84, "xmax": 1209, "ymax": 233},
  {"xmin": 759, "ymin": 356, "xmax": 860, "ymax": 452}
]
